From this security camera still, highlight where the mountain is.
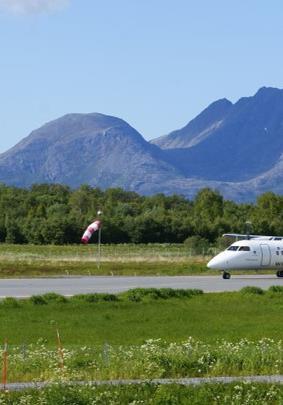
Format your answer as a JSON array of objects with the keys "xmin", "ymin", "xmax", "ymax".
[
  {"xmin": 0, "ymin": 113, "xmax": 181, "ymax": 192},
  {"xmin": 1, "ymin": 87, "xmax": 283, "ymax": 202},
  {"xmin": 152, "ymin": 98, "xmax": 233, "ymax": 149},
  {"xmin": 152, "ymin": 87, "xmax": 283, "ymax": 182}
]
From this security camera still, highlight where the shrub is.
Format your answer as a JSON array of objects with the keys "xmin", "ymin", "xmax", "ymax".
[
  {"xmin": 240, "ymin": 286, "xmax": 264, "ymax": 295},
  {"xmin": 176, "ymin": 288, "xmax": 203, "ymax": 298},
  {"xmin": 71, "ymin": 294, "xmax": 99, "ymax": 303},
  {"xmin": 71, "ymin": 293, "xmax": 118, "ymax": 303},
  {"xmin": 120, "ymin": 288, "xmax": 164, "ymax": 302},
  {"xmin": 2, "ymin": 297, "xmax": 20, "ymax": 307},
  {"xmin": 120, "ymin": 288, "xmax": 144, "ymax": 302},
  {"xmin": 30, "ymin": 295, "xmax": 47, "ymax": 305},
  {"xmin": 99, "ymin": 293, "xmax": 118, "ymax": 302},
  {"xmin": 183, "ymin": 236, "xmax": 210, "ymax": 254},
  {"xmin": 120, "ymin": 288, "xmax": 203, "ymax": 302},
  {"xmin": 157, "ymin": 288, "xmax": 203, "ymax": 299},
  {"xmin": 42, "ymin": 293, "xmax": 68, "ymax": 303},
  {"xmin": 268, "ymin": 285, "xmax": 283, "ymax": 294}
]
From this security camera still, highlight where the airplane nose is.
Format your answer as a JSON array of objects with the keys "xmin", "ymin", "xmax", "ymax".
[
  {"xmin": 207, "ymin": 257, "xmax": 220, "ymax": 269},
  {"xmin": 207, "ymin": 254, "xmax": 229, "ymax": 270}
]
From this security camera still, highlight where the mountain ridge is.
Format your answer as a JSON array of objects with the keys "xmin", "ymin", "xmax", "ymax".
[
  {"xmin": 151, "ymin": 98, "xmax": 233, "ymax": 150},
  {"xmin": 155, "ymin": 86, "xmax": 283, "ymax": 183},
  {"xmin": 0, "ymin": 112, "xmax": 181, "ymax": 190},
  {"xmin": 1, "ymin": 87, "xmax": 283, "ymax": 201}
]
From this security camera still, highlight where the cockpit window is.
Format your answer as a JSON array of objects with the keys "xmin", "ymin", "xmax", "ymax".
[{"xmin": 227, "ymin": 245, "xmax": 251, "ymax": 251}]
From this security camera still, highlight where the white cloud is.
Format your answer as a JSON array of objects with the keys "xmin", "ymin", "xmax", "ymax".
[{"xmin": 0, "ymin": 0, "xmax": 70, "ymax": 15}]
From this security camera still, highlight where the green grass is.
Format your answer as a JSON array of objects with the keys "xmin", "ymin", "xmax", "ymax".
[
  {"xmin": 0, "ymin": 260, "xmax": 207, "ymax": 277},
  {"xmin": 4, "ymin": 335, "xmax": 283, "ymax": 382},
  {"xmin": 2, "ymin": 382, "xmax": 282, "ymax": 404},
  {"xmin": 0, "ymin": 289, "xmax": 283, "ymax": 346},
  {"xmin": 0, "ymin": 290, "xmax": 283, "ymax": 385},
  {"xmin": 0, "ymin": 243, "xmax": 211, "ymax": 277},
  {"xmin": 0, "ymin": 243, "xmax": 202, "ymax": 260},
  {"xmin": 0, "ymin": 243, "xmax": 276, "ymax": 277}
]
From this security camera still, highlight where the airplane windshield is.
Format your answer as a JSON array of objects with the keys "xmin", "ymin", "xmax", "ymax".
[{"xmin": 227, "ymin": 245, "xmax": 251, "ymax": 251}]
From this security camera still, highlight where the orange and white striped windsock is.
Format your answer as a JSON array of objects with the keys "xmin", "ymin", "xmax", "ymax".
[{"xmin": 81, "ymin": 220, "xmax": 102, "ymax": 244}]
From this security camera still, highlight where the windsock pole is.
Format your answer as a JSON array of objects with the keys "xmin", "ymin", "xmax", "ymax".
[{"xmin": 97, "ymin": 211, "xmax": 102, "ymax": 269}]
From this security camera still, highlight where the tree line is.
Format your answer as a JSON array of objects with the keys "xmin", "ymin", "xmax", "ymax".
[{"xmin": 0, "ymin": 183, "xmax": 283, "ymax": 245}]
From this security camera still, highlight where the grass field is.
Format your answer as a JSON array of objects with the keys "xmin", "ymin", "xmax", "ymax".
[
  {"xmin": 2, "ymin": 382, "xmax": 282, "ymax": 405},
  {"xmin": 0, "ymin": 243, "xmax": 211, "ymax": 277},
  {"xmin": 0, "ymin": 289, "xmax": 282, "ymax": 384},
  {"xmin": 0, "ymin": 243, "xmax": 274, "ymax": 277},
  {"xmin": 0, "ymin": 289, "xmax": 282, "ymax": 402},
  {"xmin": 0, "ymin": 288, "xmax": 282, "ymax": 346}
]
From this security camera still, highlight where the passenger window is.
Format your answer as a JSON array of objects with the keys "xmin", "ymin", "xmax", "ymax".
[{"xmin": 238, "ymin": 246, "xmax": 250, "ymax": 251}]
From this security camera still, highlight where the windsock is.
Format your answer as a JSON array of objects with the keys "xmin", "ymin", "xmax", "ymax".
[{"xmin": 81, "ymin": 220, "xmax": 102, "ymax": 244}]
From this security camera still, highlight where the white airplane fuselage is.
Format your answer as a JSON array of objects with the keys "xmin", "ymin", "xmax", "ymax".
[{"xmin": 207, "ymin": 239, "xmax": 283, "ymax": 272}]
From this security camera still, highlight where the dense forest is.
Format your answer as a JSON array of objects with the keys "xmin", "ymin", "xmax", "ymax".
[{"xmin": 0, "ymin": 183, "xmax": 282, "ymax": 246}]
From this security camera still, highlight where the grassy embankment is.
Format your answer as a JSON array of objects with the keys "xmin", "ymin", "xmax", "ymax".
[
  {"xmin": 0, "ymin": 243, "xmax": 274, "ymax": 277},
  {"xmin": 0, "ymin": 289, "xmax": 282, "ymax": 402},
  {"xmin": 0, "ymin": 288, "xmax": 283, "ymax": 346}
]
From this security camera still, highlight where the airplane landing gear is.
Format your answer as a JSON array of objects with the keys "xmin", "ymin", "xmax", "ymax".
[
  {"xmin": 222, "ymin": 271, "xmax": 231, "ymax": 280},
  {"xmin": 276, "ymin": 270, "xmax": 283, "ymax": 278}
]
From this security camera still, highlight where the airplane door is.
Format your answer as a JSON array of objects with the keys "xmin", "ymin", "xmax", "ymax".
[{"xmin": 260, "ymin": 244, "xmax": 271, "ymax": 266}]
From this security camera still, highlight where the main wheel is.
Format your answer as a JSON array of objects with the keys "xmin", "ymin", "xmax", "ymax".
[
  {"xmin": 222, "ymin": 271, "xmax": 231, "ymax": 280},
  {"xmin": 276, "ymin": 270, "xmax": 283, "ymax": 278}
]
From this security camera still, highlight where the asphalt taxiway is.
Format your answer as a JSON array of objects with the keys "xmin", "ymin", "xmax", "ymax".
[{"xmin": 0, "ymin": 275, "xmax": 282, "ymax": 297}]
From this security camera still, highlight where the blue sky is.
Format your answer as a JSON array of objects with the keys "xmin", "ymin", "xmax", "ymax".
[{"xmin": 0, "ymin": 0, "xmax": 283, "ymax": 152}]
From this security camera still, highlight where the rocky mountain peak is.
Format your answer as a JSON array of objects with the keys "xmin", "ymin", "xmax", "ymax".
[
  {"xmin": 1, "ymin": 88, "xmax": 283, "ymax": 201},
  {"xmin": 151, "ymin": 98, "xmax": 233, "ymax": 150}
]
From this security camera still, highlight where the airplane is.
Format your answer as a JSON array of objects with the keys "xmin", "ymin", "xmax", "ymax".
[{"xmin": 207, "ymin": 233, "xmax": 283, "ymax": 279}]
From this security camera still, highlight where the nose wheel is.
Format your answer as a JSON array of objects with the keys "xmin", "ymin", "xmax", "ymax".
[
  {"xmin": 276, "ymin": 270, "xmax": 283, "ymax": 278},
  {"xmin": 222, "ymin": 271, "xmax": 231, "ymax": 279}
]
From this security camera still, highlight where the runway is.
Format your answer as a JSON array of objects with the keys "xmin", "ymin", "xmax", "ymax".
[{"xmin": 0, "ymin": 275, "xmax": 282, "ymax": 297}]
